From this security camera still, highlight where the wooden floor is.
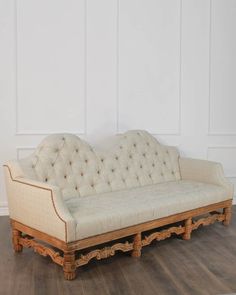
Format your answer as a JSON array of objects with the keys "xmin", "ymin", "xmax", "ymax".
[{"xmin": 1, "ymin": 209, "xmax": 236, "ymax": 295}]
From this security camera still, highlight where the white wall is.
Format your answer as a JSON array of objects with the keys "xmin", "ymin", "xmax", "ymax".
[{"xmin": 1, "ymin": 0, "xmax": 236, "ymax": 215}]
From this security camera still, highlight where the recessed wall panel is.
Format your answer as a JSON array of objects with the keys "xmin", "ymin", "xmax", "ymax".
[
  {"xmin": 118, "ymin": 0, "xmax": 181, "ymax": 134},
  {"xmin": 209, "ymin": 0, "xmax": 236, "ymax": 134},
  {"xmin": 17, "ymin": 147, "xmax": 35, "ymax": 159},
  {"xmin": 17, "ymin": 0, "xmax": 85, "ymax": 134}
]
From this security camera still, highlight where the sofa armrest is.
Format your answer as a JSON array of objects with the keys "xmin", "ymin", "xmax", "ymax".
[
  {"xmin": 179, "ymin": 158, "xmax": 234, "ymax": 199},
  {"xmin": 4, "ymin": 165, "xmax": 76, "ymax": 242}
]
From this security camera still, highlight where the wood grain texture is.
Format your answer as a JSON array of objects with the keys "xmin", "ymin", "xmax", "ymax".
[
  {"xmin": 1, "ymin": 207, "xmax": 236, "ymax": 294},
  {"xmin": 131, "ymin": 233, "xmax": 142, "ymax": 258},
  {"xmin": 77, "ymin": 242, "xmax": 133, "ymax": 267},
  {"xmin": 192, "ymin": 213, "xmax": 225, "ymax": 230},
  {"xmin": 63, "ymin": 251, "xmax": 76, "ymax": 280},
  {"xmin": 182, "ymin": 217, "xmax": 192, "ymax": 240},
  {"xmin": 223, "ymin": 206, "xmax": 232, "ymax": 225},
  {"xmin": 12, "ymin": 228, "xmax": 23, "ymax": 252},
  {"xmin": 19, "ymin": 237, "xmax": 64, "ymax": 266},
  {"xmin": 11, "ymin": 219, "xmax": 68, "ymax": 250},
  {"xmin": 142, "ymin": 226, "xmax": 185, "ymax": 246}
]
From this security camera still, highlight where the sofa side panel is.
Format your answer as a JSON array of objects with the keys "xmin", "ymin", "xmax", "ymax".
[
  {"xmin": 3, "ymin": 165, "xmax": 76, "ymax": 242},
  {"xmin": 179, "ymin": 157, "xmax": 234, "ymax": 199}
]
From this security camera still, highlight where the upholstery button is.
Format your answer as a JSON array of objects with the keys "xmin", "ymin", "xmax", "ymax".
[
  {"xmin": 45, "ymin": 178, "xmax": 48, "ymax": 182},
  {"xmin": 172, "ymin": 171, "xmax": 174, "ymax": 175},
  {"xmin": 149, "ymin": 174, "xmax": 151, "ymax": 178},
  {"xmin": 97, "ymin": 170, "xmax": 100, "ymax": 174},
  {"xmin": 85, "ymin": 159, "xmax": 88, "ymax": 163},
  {"xmin": 161, "ymin": 173, "xmax": 164, "ymax": 176},
  {"xmin": 143, "ymin": 153, "xmax": 146, "ymax": 157},
  {"xmin": 101, "ymin": 158, "xmax": 104, "ymax": 162},
  {"xmin": 129, "ymin": 155, "xmax": 132, "ymax": 159},
  {"xmin": 126, "ymin": 166, "xmax": 129, "ymax": 170},
  {"xmin": 32, "ymin": 165, "xmax": 35, "ymax": 168},
  {"xmin": 152, "ymin": 163, "xmax": 155, "ymax": 167},
  {"xmin": 166, "ymin": 150, "xmax": 169, "ymax": 154},
  {"xmin": 55, "ymin": 148, "xmax": 59, "ymax": 152},
  {"xmin": 122, "ymin": 178, "xmax": 125, "ymax": 182},
  {"xmin": 64, "ymin": 175, "xmax": 67, "ymax": 179},
  {"xmin": 62, "ymin": 137, "xmax": 65, "ymax": 141},
  {"xmin": 69, "ymin": 161, "xmax": 72, "ymax": 166},
  {"xmin": 146, "ymin": 142, "xmax": 150, "ymax": 146},
  {"xmin": 76, "ymin": 149, "xmax": 79, "ymax": 153},
  {"xmin": 115, "ymin": 156, "xmax": 118, "ymax": 160},
  {"xmin": 120, "ymin": 146, "xmax": 123, "ymax": 149},
  {"xmin": 111, "ymin": 169, "xmax": 115, "ymax": 173},
  {"xmin": 81, "ymin": 172, "xmax": 84, "ymax": 176},
  {"xmin": 91, "ymin": 183, "xmax": 94, "ymax": 188},
  {"xmin": 136, "ymin": 176, "xmax": 139, "ymax": 180},
  {"xmin": 133, "ymin": 143, "xmax": 136, "ymax": 147},
  {"xmin": 75, "ymin": 186, "xmax": 78, "ymax": 190},
  {"xmin": 155, "ymin": 152, "xmax": 158, "ymax": 156},
  {"xmin": 163, "ymin": 161, "xmax": 166, "ymax": 165},
  {"xmin": 140, "ymin": 165, "xmax": 143, "ymax": 169},
  {"xmin": 51, "ymin": 163, "xmax": 54, "ymax": 167},
  {"xmin": 107, "ymin": 181, "xmax": 110, "ymax": 185}
]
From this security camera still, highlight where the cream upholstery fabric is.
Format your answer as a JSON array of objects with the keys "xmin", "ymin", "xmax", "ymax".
[
  {"xmin": 66, "ymin": 180, "xmax": 230, "ymax": 239},
  {"xmin": 179, "ymin": 158, "xmax": 234, "ymax": 199},
  {"xmin": 18, "ymin": 130, "xmax": 181, "ymax": 200},
  {"xmin": 4, "ymin": 130, "xmax": 233, "ymax": 242},
  {"xmin": 4, "ymin": 165, "xmax": 76, "ymax": 242}
]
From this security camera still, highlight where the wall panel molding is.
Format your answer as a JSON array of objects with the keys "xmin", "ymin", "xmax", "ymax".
[
  {"xmin": 0, "ymin": 205, "xmax": 9, "ymax": 216},
  {"xmin": 117, "ymin": 0, "xmax": 182, "ymax": 135},
  {"xmin": 16, "ymin": 146, "xmax": 35, "ymax": 160},
  {"xmin": 15, "ymin": 0, "xmax": 87, "ymax": 136},
  {"xmin": 208, "ymin": 0, "xmax": 236, "ymax": 136}
]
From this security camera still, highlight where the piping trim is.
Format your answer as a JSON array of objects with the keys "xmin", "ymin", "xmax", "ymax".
[{"xmin": 3, "ymin": 165, "xmax": 68, "ymax": 242}]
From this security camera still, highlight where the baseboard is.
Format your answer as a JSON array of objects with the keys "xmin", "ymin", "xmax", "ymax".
[{"xmin": 0, "ymin": 206, "xmax": 9, "ymax": 216}]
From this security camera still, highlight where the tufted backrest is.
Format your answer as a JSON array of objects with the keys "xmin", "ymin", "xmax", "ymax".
[{"xmin": 18, "ymin": 130, "xmax": 181, "ymax": 200}]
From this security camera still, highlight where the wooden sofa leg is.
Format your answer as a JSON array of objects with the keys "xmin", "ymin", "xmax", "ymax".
[
  {"xmin": 223, "ymin": 206, "xmax": 232, "ymax": 226},
  {"xmin": 131, "ymin": 233, "xmax": 142, "ymax": 258},
  {"xmin": 63, "ymin": 251, "xmax": 76, "ymax": 280},
  {"xmin": 12, "ymin": 228, "xmax": 23, "ymax": 253},
  {"xmin": 182, "ymin": 217, "xmax": 192, "ymax": 240}
]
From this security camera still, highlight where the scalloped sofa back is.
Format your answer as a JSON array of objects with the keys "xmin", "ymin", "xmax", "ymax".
[{"xmin": 17, "ymin": 130, "xmax": 180, "ymax": 199}]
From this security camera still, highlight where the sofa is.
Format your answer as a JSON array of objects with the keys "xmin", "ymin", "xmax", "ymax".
[{"xmin": 4, "ymin": 130, "xmax": 233, "ymax": 280}]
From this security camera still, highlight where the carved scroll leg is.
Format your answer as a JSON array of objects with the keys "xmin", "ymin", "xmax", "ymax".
[
  {"xmin": 223, "ymin": 205, "xmax": 232, "ymax": 226},
  {"xmin": 131, "ymin": 233, "xmax": 142, "ymax": 258},
  {"xmin": 182, "ymin": 217, "xmax": 192, "ymax": 240},
  {"xmin": 63, "ymin": 251, "xmax": 76, "ymax": 280},
  {"xmin": 12, "ymin": 228, "xmax": 23, "ymax": 253}
]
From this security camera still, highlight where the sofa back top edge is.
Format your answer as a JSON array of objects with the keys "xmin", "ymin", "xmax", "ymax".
[{"xmin": 15, "ymin": 130, "xmax": 181, "ymax": 200}]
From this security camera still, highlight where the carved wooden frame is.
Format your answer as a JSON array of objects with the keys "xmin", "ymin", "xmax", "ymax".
[{"xmin": 11, "ymin": 199, "xmax": 232, "ymax": 280}]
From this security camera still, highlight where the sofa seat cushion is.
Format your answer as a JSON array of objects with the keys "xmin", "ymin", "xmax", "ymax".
[{"xmin": 65, "ymin": 180, "xmax": 230, "ymax": 240}]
